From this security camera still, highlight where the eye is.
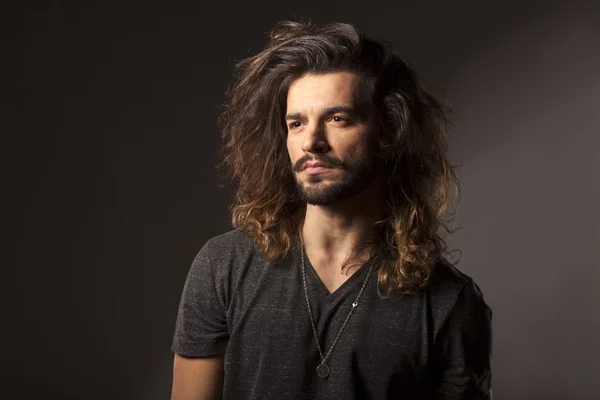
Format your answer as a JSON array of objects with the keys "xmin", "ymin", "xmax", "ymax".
[
  {"xmin": 331, "ymin": 116, "xmax": 351, "ymax": 125},
  {"xmin": 288, "ymin": 121, "xmax": 302, "ymax": 130}
]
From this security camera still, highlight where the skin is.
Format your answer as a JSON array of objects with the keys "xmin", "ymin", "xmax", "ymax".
[
  {"xmin": 285, "ymin": 71, "xmax": 386, "ymax": 294},
  {"xmin": 171, "ymin": 354, "xmax": 223, "ymax": 400}
]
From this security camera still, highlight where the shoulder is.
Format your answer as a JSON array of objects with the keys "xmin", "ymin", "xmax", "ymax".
[
  {"xmin": 202, "ymin": 228, "xmax": 264, "ymax": 263},
  {"xmin": 427, "ymin": 258, "xmax": 475, "ymax": 300},
  {"xmin": 428, "ymin": 257, "xmax": 487, "ymax": 300},
  {"xmin": 190, "ymin": 228, "xmax": 269, "ymax": 308},
  {"xmin": 426, "ymin": 258, "xmax": 491, "ymax": 334},
  {"xmin": 200, "ymin": 228, "xmax": 271, "ymax": 281},
  {"xmin": 204, "ymin": 227, "xmax": 251, "ymax": 249}
]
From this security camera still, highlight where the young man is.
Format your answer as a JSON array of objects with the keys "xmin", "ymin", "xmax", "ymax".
[{"xmin": 171, "ymin": 20, "xmax": 492, "ymax": 400}]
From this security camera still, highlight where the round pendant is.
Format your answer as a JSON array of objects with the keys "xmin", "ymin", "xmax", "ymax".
[{"xmin": 316, "ymin": 363, "xmax": 330, "ymax": 378}]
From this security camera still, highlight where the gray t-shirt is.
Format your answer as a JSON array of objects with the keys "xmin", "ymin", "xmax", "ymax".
[{"xmin": 172, "ymin": 229, "xmax": 492, "ymax": 399}]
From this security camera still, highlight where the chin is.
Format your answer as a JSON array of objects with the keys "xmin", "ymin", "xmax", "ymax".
[
  {"xmin": 296, "ymin": 166, "xmax": 377, "ymax": 204},
  {"xmin": 298, "ymin": 184, "xmax": 368, "ymax": 206}
]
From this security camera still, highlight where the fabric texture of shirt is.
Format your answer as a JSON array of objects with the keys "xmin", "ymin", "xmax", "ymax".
[{"xmin": 172, "ymin": 229, "xmax": 492, "ymax": 399}]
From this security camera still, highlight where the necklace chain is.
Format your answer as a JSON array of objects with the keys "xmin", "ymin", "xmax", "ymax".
[{"xmin": 300, "ymin": 239, "xmax": 377, "ymax": 378}]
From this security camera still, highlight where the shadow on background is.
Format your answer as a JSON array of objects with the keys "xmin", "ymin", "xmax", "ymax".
[{"xmin": 446, "ymin": 4, "xmax": 600, "ymax": 398}]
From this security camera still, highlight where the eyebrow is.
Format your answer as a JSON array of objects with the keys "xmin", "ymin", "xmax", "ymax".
[{"xmin": 285, "ymin": 106, "xmax": 357, "ymax": 121}]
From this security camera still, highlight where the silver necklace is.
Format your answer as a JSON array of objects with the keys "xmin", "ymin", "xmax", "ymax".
[{"xmin": 300, "ymin": 241, "xmax": 377, "ymax": 379}]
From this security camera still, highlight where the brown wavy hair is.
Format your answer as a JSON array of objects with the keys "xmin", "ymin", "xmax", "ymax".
[{"xmin": 217, "ymin": 20, "xmax": 460, "ymax": 296}]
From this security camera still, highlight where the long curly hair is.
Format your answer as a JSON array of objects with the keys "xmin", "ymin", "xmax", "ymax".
[{"xmin": 217, "ymin": 20, "xmax": 460, "ymax": 296}]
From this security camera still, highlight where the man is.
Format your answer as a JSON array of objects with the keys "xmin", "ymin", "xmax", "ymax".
[{"xmin": 171, "ymin": 20, "xmax": 492, "ymax": 400}]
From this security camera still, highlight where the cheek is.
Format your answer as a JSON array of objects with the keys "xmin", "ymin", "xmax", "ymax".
[
  {"xmin": 342, "ymin": 140, "xmax": 365, "ymax": 160},
  {"xmin": 340, "ymin": 138, "xmax": 376, "ymax": 167},
  {"xmin": 286, "ymin": 137, "xmax": 297, "ymax": 161}
]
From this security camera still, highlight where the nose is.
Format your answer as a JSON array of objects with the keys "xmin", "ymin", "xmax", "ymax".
[{"xmin": 301, "ymin": 122, "xmax": 330, "ymax": 153}]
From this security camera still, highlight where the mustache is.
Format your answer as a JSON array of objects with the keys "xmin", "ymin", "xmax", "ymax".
[{"xmin": 295, "ymin": 156, "xmax": 343, "ymax": 171}]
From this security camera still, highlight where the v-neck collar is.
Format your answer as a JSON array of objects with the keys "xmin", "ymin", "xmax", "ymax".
[{"xmin": 301, "ymin": 246, "xmax": 376, "ymax": 302}]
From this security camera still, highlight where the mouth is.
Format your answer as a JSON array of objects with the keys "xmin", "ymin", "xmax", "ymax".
[{"xmin": 302, "ymin": 166, "xmax": 333, "ymax": 175}]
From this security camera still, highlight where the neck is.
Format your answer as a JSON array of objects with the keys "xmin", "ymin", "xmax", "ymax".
[{"xmin": 300, "ymin": 172, "xmax": 386, "ymax": 268}]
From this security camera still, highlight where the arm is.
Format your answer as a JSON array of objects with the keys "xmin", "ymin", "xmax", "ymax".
[
  {"xmin": 171, "ymin": 354, "xmax": 224, "ymax": 400},
  {"xmin": 435, "ymin": 279, "xmax": 493, "ymax": 399},
  {"xmin": 171, "ymin": 240, "xmax": 229, "ymax": 399}
]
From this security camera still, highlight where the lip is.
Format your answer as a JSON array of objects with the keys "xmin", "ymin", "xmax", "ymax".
[
  {"xmin": 303, "ymin": 166, "xmax": 333, "ymax": 175},
  {"xmin": 301, "ymin": 161, "xmax": 328, "ymax": 170}
]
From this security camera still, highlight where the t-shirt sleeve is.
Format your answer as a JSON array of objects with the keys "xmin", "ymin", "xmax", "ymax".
[
  {"xmin": 171, "ymin": 240, "xmax": 229, "ymax": 357},
  {"xmin": 434, "ymin": 278, "xmax": 493, "ymax": 399}
]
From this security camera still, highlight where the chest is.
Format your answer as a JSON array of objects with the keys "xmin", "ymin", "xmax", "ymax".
[
  {"xmin": 222, "ymin": 262, "xmax": 437, "ymax": 398},
  {"xmin": 226, "ymin": 273, "xmax": 432, "ymax": 375},
  {"xmin": 309, "ymin": 256, "xmax": 369, "ymax": 295},
  {"xmin": 311, "ymin": 267, "xmax": 355, "ymax": 294}
]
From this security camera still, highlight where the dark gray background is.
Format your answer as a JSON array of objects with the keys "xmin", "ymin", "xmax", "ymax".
[{"xmin": 5, "ymin": 1, "xmax": 599, "ymax": 399}]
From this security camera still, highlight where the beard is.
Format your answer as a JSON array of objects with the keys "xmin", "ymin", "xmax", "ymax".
[{"xmin": 294, "ymin": 153, "xmax": 379, "ymax": 206}]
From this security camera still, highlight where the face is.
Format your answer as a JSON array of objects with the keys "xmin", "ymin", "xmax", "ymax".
[{"xmin": 285, "ymin": 71, "xmax": 381, "ymax": 206}]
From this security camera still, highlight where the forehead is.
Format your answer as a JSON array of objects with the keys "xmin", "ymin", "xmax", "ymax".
[{"xmin": 286, "ymin": 71, "xmax": 369, "ymax": 111}]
